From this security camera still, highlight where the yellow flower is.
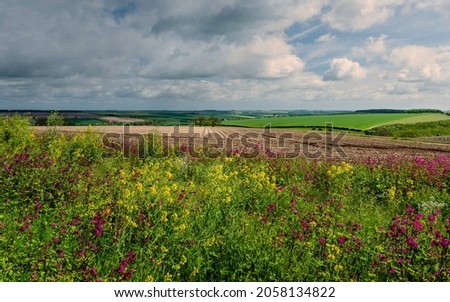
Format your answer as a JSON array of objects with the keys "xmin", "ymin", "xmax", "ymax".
[
  {"xmin": 136, "ymin": 182, "xmax": 143, "ymax": 192},
  {"xmin": 177, "ymin": 223, "xmax": 186, "ymax": 231},
  {"xmin": 161, "ymin": 211, "xmax": 168, "ymax": 223},
  {"xmin": 387, "ymin": 186, "xmax": 396, "ymax": 201},
  {"xmin": 225, "ymin": 196, "xmax": 231, "ymax": 203},
  {"xmin": 180, "ymin": 255, "xmax": 187, "ymax": 266},
  {"xmin": 334, "ymin": 264, "xmax": 343, "ymax": 271},
  {"xmin": 149, "ymin": 186, "xmax": 157, "ymax": 196},
  {"xmin": 125, "ymin": 215, "xmax": 137, "ymax": 228},
  {"xmin": 146, "ymin": 275, "xmax": 154, "ymax": 282},
  {"xmin": 160, "ymin": 246, "xmax": 169, "ymax": 253},
  {"xmin": 164, "ymin": 273, "xmax": 172, "ymax": 281},
  {"xmin": 191, "ymin": 267, "xmax": 199, "ymax": 277}
]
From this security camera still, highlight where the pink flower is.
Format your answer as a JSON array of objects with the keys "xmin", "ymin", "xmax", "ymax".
[
  {"xmin": 407, "ymin": 236, "xmax": 419, "ymax": 249},
  {"xmin": 439, "ymin": 238, "xmax": 450, "ymax": 247},
  {"xmin": 92, "ymin": 215, "xmax": 105, "ymax": 237},
  {"xmin": 413, "ymin": 220, "xmax": 424, "ymax": 231},
  {"xmin": 337, "ymin": 236, "xmax": 347, "ymax": 246},
  {"xmin": 318, "ymin": 237, "xmax": 326, "ymax": 245},
  {"xmin": 19, "ymin": 224, "xmax": 31, "ymax": 232},
  {"xmin": 266, "ymin": 203, "xmax": 276, "ymax": 213},
  {"xmin": 289, "ymin": 205, "xmax": 298, "ymax": 215}
]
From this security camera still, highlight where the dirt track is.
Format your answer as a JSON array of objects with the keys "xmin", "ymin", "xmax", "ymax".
[{"xmin": 36, "ymin": 126, "xmax": 450, "ymax": 160}]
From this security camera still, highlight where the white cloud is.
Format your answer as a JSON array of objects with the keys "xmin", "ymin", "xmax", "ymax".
[
  {"xmin": 322, "ymin": 0, "xmax": 405, "ymax": 31},
  {"xmin": 323, "ymin": 57, "xmax": 367, "ymax": 81},
  {"xmin": 315, "ymin": 33, "xmax": 336, "ymax": 43},
  {"xmin": 227, "ymin": 36, "xmax": 305, "ymax": 79},
  {"xmin": 389, "ymin": 45, "xmax": 442, "ymax": 81},
  {"xmin": 403, "ymin": 0, "xmax": 450, "ymax": 14},
  {"xmin": 353, "ymin": 35, "xmax": 388, "ymax": 62},
  {"xmin": 366, "ymin": 35, "xmax": 388, "ymax": 56}
]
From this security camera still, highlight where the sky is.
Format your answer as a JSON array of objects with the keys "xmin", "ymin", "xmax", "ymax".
[{"xmin": 0, "ymin": 0, "xmax": 450, "ymax": 111}]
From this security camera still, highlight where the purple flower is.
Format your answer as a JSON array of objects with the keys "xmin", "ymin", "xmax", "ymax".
[
  {"xmin": 439, "ymin": 238, "xmax": 450, "ymax": 247},
  {"xmin": 337, "ymin": 236, "xmax": 347, "ymax": 246},
  {"xmin": 428, "ymin": 214, "xmax": 436, "ymax": 223},
  {"xmin": 19, "ymin": 224, "xmax": 31, "ymax": 232},
  {"xmin": 117, "ymin": 251, "xmax": 137, "ymax": 280},
  {"xmin": 318, "ymin": 237, "xmax": 326, "ymax": 245},
  {"xmin": 266, "ymin": 203, "xmax": 276, "ymax": 213},
  {"xmin": 407, "ymin": 236, "xmax": 419, "ymax": 249},
  {"xmin": 413, "ymin": 220, "xmax": 424, "ymax": 231},
  {"xmin": 92, "ymin": 215, "xmax": 106, "ymax": 237},
  {"xmin": 289, "ymin": 205, "xmax": 298, "ymax": 215}
]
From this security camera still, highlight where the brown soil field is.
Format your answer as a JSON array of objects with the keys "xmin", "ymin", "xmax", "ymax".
[
  {"xmin": 98, "ymin": 116, "xmax": 145, "ymax": 123},
  {"xmin": 35, "ymin": 126, "xmax": 450, "ymax": 161}
]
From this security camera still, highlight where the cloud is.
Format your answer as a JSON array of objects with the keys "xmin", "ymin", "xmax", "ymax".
[
  {"xmin": 322, "ymin": 0, "xmax": 405, "ymax": 31},
  {"xmin": 315, "ymin": 33, "xmax": 336, "ymax": 43},
  {"xmin": 366, "ymin": 35, "xmax": 388, "ymax": 56},
  {"xmin": 388, "ymin": 45, "xmax": 442, "ymax": 81},
  {"xmin": 353, "ymin": 34, "xmax": 388, "ymax": 62},
  {"xmin": 403, "ymin": 0, "xmax": 450, "ymax": 14},
  {"xmin": 323, "ymin": 57, "xmax": 366, "ymax": 81},
  {"xmin": 0, "ymin": 0, "xmax": 450, "ymax": 110}
]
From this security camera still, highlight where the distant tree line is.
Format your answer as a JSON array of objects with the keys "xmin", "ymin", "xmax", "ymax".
[
  {"xmin": 192, "ymin": 115, "xmax": 220, "ymax": 127},
  {"xmin": 405, "ymin": 109, "xmax": 444, "ymax": 114},
  {"xmin": 355, "ymin": 109, "xmax": 444, "ymax": 114},
  {"xmin": 355, "ymin": 109, "xmax": 405, "ymax": 114}
]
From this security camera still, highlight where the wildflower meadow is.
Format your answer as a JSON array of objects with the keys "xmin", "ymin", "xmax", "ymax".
[{"xmin": 1, "ymin": 116, "xmax": 449, "ymax": 281}]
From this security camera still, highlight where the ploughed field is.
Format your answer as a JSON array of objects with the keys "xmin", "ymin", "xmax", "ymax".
[
  {"xmin": 2, "ymin": 120, "xmax": 449, "ymax": 281},
  {"xmin": 38, "ymin": 125, "xmax": 450, "ymax": 160}
]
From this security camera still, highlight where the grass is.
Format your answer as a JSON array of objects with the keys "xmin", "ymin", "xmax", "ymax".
[
  {"xmin": 221, "ymin": 113, "xmax": 450, "ymax": 131},
  {"xmin": 1, "ymin": 116, "xmax": 449, "ymax": 282},
  {"xmin": 366, "ymin": 120, "xmax": 450, "ymax": 138}
]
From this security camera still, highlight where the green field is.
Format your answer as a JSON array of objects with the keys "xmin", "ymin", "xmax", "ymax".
[{"xmin": 221, "ymin": 113, "xmax": 450, "ymax": 130}]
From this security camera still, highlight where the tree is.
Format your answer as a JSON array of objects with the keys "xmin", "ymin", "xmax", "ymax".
[
  {"xmin": 47, "ymin": 111, "xmax": 65, "ymax": 126},
  {"xmin": 209, "ymin": 116, "xmax": 220, "ymax": 127},
  {"xmin": 194, "ymin": 115, "xmax": 206, "ymax": 126}
]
